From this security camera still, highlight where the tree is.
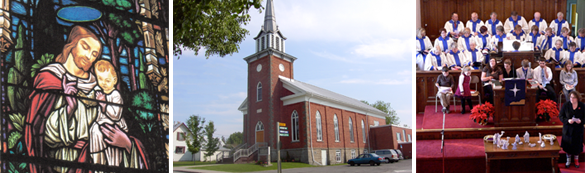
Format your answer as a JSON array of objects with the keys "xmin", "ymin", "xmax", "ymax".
[
  {"xmin": 225, "ymin": 132, "xmax": 243, "ymax": 148},
  {"xmin": 174, "ymin": 0, "xmax": 263, "ymax": 58},
  {"xmin": 361, "ymin": 100, "xmax": 400, "ymax": 125},
  {"xmin": 184, "ymin": 115, "xmax": 206, "ymax": 163},
  {"xmin": 204, "ymin": 121, "xmax": 220, "ymax": 161}
]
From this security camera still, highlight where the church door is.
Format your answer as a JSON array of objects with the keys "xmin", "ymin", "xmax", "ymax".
[{"xmin": 256, "ymin": 121, "xmax": 265, "ymax": 143}]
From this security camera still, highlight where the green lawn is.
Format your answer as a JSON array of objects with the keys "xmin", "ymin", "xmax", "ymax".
[
  {"xmin": 173, "ymin": 161, "xmax": 216, "ymax": 167},
  {"xmin": 192, "ymin": 162, "xmax": 315, "ymax": 172}
]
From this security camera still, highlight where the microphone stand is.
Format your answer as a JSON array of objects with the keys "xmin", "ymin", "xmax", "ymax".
[{"xmin": 441, "ymin": 111, "xmax": 446, "ymax": 173}]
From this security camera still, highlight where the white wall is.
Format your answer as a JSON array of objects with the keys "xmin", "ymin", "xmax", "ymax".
[{"xmin": 173, "ymin": 125, "xmax": 194, "ymax": 161}]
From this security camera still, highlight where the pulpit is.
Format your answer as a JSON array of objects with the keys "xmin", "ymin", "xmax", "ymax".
[{"xmin": 492, "ymin": 82, "xmax": 537, "ymax": 127}]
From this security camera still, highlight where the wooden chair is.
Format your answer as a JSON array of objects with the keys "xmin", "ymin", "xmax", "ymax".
[{"xmin": 470, "ymin": 75, "xmax": 482, "ymax": 105}]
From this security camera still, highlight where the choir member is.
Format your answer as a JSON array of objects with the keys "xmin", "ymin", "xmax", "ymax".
[
  {"xmin": 444, "ymin": 12, "xmax": 465, "ymax": 38},
  {"xmin": 466, "ymin": 12, "xmax": 484, "ymax": 35},
  {"xmin": 447, "ymin": 42, "xmax": 468, "ymax": 70},
  {"xmin": 417, "ymin": 28, "xmax": 433, "ymax": 70},
  {"xmin": 485, "ymin": 12, "xmax": 503, "ymax": 36},
  {"xmin": 434, "ymin": 28, "xmax": 454, "ymax": 52},
  {"xmin": 465, "ymin": 42, "xmax": 484, "ymax": 69},
  {"xmin": 550, "ymin": 12, "xmax": 570, "ymax": 36},
  {"xmin": 507, "ymin": 25, "xmax": 526, "ymax": 41},
  {"xmin": 504, "ymin": 11, "xmax": 529, "ymax": 34},
  {"xmin": 544, "ymin": 40, "xmax": 568, "ymax": 68},
  {"xmin": 528, "ymin": 12, "xmax": 548, "ymax": 35}
]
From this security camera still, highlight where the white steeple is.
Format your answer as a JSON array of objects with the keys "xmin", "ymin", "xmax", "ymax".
[{"xmin": 254, "ymin": 0, "xmax": 286, "ymax": 53}]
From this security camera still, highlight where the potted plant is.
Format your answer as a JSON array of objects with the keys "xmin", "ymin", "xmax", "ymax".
[
  {"xmin": 469, "ymin": 102, "xmax": 494, "ymax": 125},
  {"xmin": 536, "ymin": 99, "xmax": 559, "ymax": 122}
]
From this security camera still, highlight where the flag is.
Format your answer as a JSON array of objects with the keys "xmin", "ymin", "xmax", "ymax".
[{"xmin": 505, "ymin": 79, "xmax": 526, "ymax": 106}]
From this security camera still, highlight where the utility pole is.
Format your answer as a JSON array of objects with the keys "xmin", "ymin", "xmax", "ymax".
[{"xmin": 277, "ymin": 121, "xmax": 281, "ymax": 173}]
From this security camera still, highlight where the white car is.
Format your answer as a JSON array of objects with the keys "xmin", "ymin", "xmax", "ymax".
[{"xmin": 374, "ymin": 149, "xmax": 400, "ymax": 163}]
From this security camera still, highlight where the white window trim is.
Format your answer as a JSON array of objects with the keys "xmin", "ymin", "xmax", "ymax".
[
  {"xmin": 396, "ymin": 132, "xmax": 401, "ymax": 142},
  {"xmin": 336, "ymin": 150, "xmax": 341, "ymax": 162},
  {"xmin": 351, "ymin": 149, "xmax": 356, "ymax": 159},
  {"xmin": 292, "ymin": 111, "xmax": 299, "ymax": 142},
  {"xmin": 408, "ymin": 134, "xmax": 412, "ymax": 142},
  {"xmin": 334, "ymin": 115, "xmax": 339, "ymax": 142},
  {"xmin": 316, "ymin": 111, "xmax": 322, "ymax": 141}
]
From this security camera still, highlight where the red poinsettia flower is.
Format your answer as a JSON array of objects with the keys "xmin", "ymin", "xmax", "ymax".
[
  {"xmin": 469, "ymin": 102, "xmax": 495, "ymax": 124},
  {"xmin": 535, "ymin": 99, "xmax": 559, "ymax": 121}
]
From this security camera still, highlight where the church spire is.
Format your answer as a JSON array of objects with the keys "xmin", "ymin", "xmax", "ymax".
[{"xmin": 263, "ymin": 0, "xmax": 277, "ymax": 32}]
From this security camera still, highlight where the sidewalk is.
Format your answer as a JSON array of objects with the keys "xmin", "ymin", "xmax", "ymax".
[{"xmin": 173, "ymin": 165, "xmax": 229, "ymax": 173}]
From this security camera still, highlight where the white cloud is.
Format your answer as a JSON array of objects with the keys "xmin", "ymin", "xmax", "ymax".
[
  {"xmin": 352, "ymin": 39, "xmax": 414, "ymax": 59},
  {"xmin": 218, "ymin": 92, "xmax": 247, "ymax": 100},
  {"xmin": 340, "ymin": 78, "xmax": 411, "ymax": 85},
  {"xmin": 310, "ymin": 51, "xmax": 370, "ymax": 64}
]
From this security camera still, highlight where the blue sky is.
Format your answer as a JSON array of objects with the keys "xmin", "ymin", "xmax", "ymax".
[{"xmin": 172, "ymin": 0, "xmax": 415, "ymax": 138}]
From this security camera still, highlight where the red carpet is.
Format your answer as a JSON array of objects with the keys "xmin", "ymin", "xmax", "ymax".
[{"xmin": 419, "ymin": 105, "xmax": 563, "ymax": 129}]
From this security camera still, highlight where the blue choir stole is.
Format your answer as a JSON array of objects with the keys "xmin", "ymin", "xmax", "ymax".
[
  {"xmin": 554, "ymin": 19, "xmax": 566, "ymax": 36},
  {"xmin": 478, "ymin": 34, "xmax": 488, "ymax": 49},
  {"xmin": 578, "ymin": 35, "xmax": 585, "ymax": 51},
  {"xmin": 541, "ymin": 35, "xmax": 554, "ymax": 50},
  {"xmin": 430, "ymin": 52, "xmax": 442, "ymax": 70},
  {"xmin": 438, "ymin": 36, "xmax": 450, "ymax": 52},
  {"xmin": 509, "ymin": 16, "xmax": 523, "ymax": 29},
  {"xmin": 532, "ymin": 18, "xmax": 543, "ymax": 29},
  {"xmin": 488, "ymin": 19, "xmax": 500, "ymax": 35},
  {"xmin": 559, "ymin": 35, "xmax": 570, "ymax": 50},
  {"xmin": 568, "ymin": 50, "xmax": 580, "ymax": 66},
  {"xmin": 449, "ymin": 20, "xmax": 461, "ymax": 31},
  {"xmin": 469, "ymin": 19, "xmax": 481, "ymax": 32},
  {"xmin": 551, "ymin": 47, "xmax": 562, "ymax": 68},
  {"xmin": 416, "ymin": 37, "xmax": 427, "ymax": 61},
  {"xmin": 511, "ymin": 31, "xmax": 525, "ymax": 40},
  {"xmin": 505, "ymin": 79, "xmax": 526, "ymax": 106},
  {"xmin": 462, "ymin": 35, "xmax": 473, "ymax": 51},
  {"xmin": 495, "ymin": 34, "xmax": 506, "ymax": 42},
  {"xmin": 450, "ymin": 50, "xmax": 462, "ymax": 67},
  {"xmin": 529, "ymin": 33, "xmax": 540, "ymax": 48}
]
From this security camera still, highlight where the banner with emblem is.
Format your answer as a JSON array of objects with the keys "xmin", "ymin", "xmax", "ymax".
[{"xmin": 505, "ymin": 79, "xmax": 526, "ymax": 106}]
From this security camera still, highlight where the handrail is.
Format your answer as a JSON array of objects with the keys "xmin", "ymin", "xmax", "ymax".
[{"xmin": 233, "ymin": 142, "xmax": 266, "ymax": 163}]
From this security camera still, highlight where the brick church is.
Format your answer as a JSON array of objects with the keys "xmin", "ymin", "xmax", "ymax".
[{"xmin": 237, "ymin": 0, "xmax": 387, "ymax": 165}]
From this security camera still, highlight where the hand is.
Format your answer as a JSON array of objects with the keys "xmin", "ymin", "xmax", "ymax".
[
  {"xmin": 62, "ymin": 75, "xmax": 77, "ymax": 116},
  {"xmin": 568, "ymin": 119, "xmax": 575, "ymax": 124},
  {"xmin": 96, "ymin": 91, "xmax": 107, "ymax": 112},
  {"xmin": 576, "ymin": 119, "xmax": 582, "ymax": 124},
  {"xmin": 74, "ymin": 140, "xmax": 86, "ymax": 149},
  {"xmin": 101, "ymin": 124, "xmax": 132, "ymax": 153}
]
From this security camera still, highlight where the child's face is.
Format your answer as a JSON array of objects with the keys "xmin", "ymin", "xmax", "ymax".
[
  {"xmin": 97, "ymin": 70, "xmax": 116, "ymax": 94},
  {"xmin": 532, "ymin": 30, "xmax": 538, "ymax": 35},
  {"xmin": 580, "ymin": 32, "xmax": 585, "ymax": 37},
  {"xmin": 556, "ymin": 41, "xmax": 562, "ymax": 49}
]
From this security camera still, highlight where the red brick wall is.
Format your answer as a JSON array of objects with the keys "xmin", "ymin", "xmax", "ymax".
[
  {"xmin": 369, "ymin": 125, "xmax": 412, "ymax": 151},
  {"xmin": 280, "ymin": 102, "xmax": 306, "ymax": 149}
]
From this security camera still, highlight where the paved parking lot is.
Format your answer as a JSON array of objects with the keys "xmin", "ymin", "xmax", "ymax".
[{"xmin": 251, "ymin": 159, "xmax": 412, "ymax": 173}]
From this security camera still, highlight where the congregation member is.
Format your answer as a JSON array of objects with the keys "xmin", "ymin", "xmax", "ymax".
[
  {"xmin": 550, "ymin": 12, "xmax": 570, "ymax": 36},
  {"xmin": 466, "ymin": 12, "xmax": 484, "ymax": 35},
  {"xmin": 436, "ymin": 68, "xmax": 455, "ymax": 114},
  {"xmin": 540, "ymin": 27, "xmax": 556, "ymax": 50},
  {"xmin": 502, "ymin": 59, "xmax": 517, "ymax": 78},
  {"xmin": 465, "ymin": 42, "xmax": 484, "ymax": 69},
  {"xmin": 575, "ymin": 28, "xmax": 585, "ymax": 52},
  {"xmin": 481, "ymin": 58, "xmax": 503, "ymax": 104},
  {"xmin": 458, "ymin": 28, "xmax": 477, "ymax": 51},
  {"xmin": 455, "ymin": 66, "xmax": 474, "ymax": 114},
  {"xmin": 504, "ymin": 11, "xmax": 529, "ymax": 34},
  {"xmin": 554, "ymin": 27, "xmax": 573, "ymax": 50},
  {"xmin": 516, "ymin": 59, "xmax": 534, "ymax": 79},
  {"xmin": 491, "ymin": 26, "xmax": 507, "ymax": 51},
  {"xmin": 559, "ymin": 60, "xmax": 578, "ymax": 102},
  {"xmin": 526, "ymin": 25, "xmax": 542, "ymax": 50},
  {"xmin": 447, "ymin": 42, "xmax": 468, "ymax": 70},
  {"xmin": 544, "ymin": 40, "xmax": 567, "ymax": 68},
  {"xmin": 533, "ymin": 57, "xmax": 557, "ymax": 103},
  {"xmin": 485, "ymin": 12, "xmax": 503, "ymax": 36},
  {"xmin": 424, "ymin": 45, "xmax": 448, "ymax": 71},
  {"xmin": 564, "ymin": 42, "xmax": 582, "ymax": 67},
  {"xmin": 435, "ymin": 28, "xmax": 453, "ymax": 52},
  {"xmin": 476, "ymin": 26, "xmax": 492, "ymax": 64},
  {"xmin": 445, "ymin": 12, "xmax": 464, "ymax": 38},
  {"xmin": 507, "ymin": 25, "xmax": 526, "ymax": 41},
  {"xmin": 528, "ymin": 12, "xmax": 548, "ymax": 35},
  {"xmin": 417, "ymin": 28, "xmax": 433, "ymax": 70},
  {"xmin": 558, "ymin": 90, "xmax": 584, "ymax": 168}
]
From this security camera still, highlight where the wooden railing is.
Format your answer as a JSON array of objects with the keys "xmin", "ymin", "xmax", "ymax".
[{"xmin": 232, "ymin": 142, "xmax": 266, "ymax": 163}]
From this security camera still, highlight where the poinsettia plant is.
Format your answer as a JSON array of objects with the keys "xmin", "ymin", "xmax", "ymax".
[
  {"xmin": 536, "ymin": 99, "xmax": 559, "ymax": 121},
  {"xmin": 469, "ymin": 102, "xmax": 494, "ymax": 125}
]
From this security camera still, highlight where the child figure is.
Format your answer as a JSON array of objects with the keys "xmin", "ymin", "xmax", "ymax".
[
  {"xmin": 455, "ymin": 66, "xmax": 473, "ymax": 114},
  {"xmin": 89, "ymin": 60, "xmax": 127, "ymax": 167}
]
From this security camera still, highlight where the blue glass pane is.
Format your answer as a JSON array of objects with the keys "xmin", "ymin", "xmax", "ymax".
[
  {"xmin": 122, "ymin": 76, "xmax": 130, "ymax": 90},
  {"xmin": 135, "ymin": 69, "xmax": 139, "ymax": 76},
  {"xmin": 63, "ymin": 34, "xmax": 66, "ymax": 41},
  {"xmin": 11, "ymin": 2, "xmax": 26, "ymax": 15},
  {"xmin": 54, "ymin": 5, "xmax": 60, "ymax": 11},
  {"xmin": 120, "ymin": 49, "xmax": 127, "ymax": 56},
  {"xmin": 30, "ymin": 38, "xmax": 33, "ymax": 50},
  {"xmin": 137, "ymin": 40, "xmax": 144, "ymax": 46},
  {"xmin": 158, "ymin": 58, "xmax": 166, "ymax": 65},
  {"xmin": 5, "ymin": 50, "xmax": 13, "ymax": 63},
  {"xmin": 30, "ymin": 52, "xmax": 34, "ymax": 59},
  {"xmin": 116, "ymin": 38, "xmax": 120, "ymax": 47},
  {"xmin": 56, "ymin": 17, "xmax": 73, "ymax": 27},
  {"xmin": 120, "ymin": 57, "xmax": 128, "ymax": 64},
  {"xmin": 61, "ymin": 0, "xmax": 77, "ymax": 5},
  {"xmin": 134, "ymin": 57, "xmax": 139, "ymax": 67},
  {"xmin": 99, "ymin": 37, "xmax": 105, "ymax": 44},
  {"xmin": 120, "ymin": 65, "xmax": 129, "ymax": 75},
  {"xmin": 57, "ymin": 6, "xmax": 102, "ymax": 22},
  {"xmin": 11, "ymin": 32, "xmax": 16, "ymax": 38},
  {"xmin": 139, "ymin": 48, "xmax": 144, "ymax": 53},
  {"xmin": 88, "ymin": 25, "xmax": 99, "ymax": 36},
  {"xmin": 30, "ymin": 8, "xmax": 32, "ymax": 16},
  {"xmin": 102, "ymin": 46, "xmax": 110, "ymax": 55},
  {"xmin": 101, "ymin": 55, "xmax": 111, "ymax": 60},
  {"xmin": 133, "ymin": 47, "xmax": 138, "ymax": 57},
  {"xmin": 11, "ymin": 17, "xmax": 19, "ymax": 26},
  {"xmin": 22, "ymin": 21, "xmax": 27, "ymax": 28},
  {"xmin": 23, "ymin": 0, "xmax": 27, "ymax": 4},
  {"xmin": 102, "ymin": 28, "xmax": 107, "ymax": 35}
]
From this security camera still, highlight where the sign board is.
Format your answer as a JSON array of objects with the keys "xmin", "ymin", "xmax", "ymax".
[
  {"xmin": 279, "ymin": 130, "xmax": 288, "ymax": 134},
  {"xmin": 279, "ymin": 126, "xmax": 288, "ymax": 130},
  {"xmin": 279, "ymin": 123, "xmax": 286, "ymax": 127},
  {"xmin": 279, "ymin": 133, "xmax": 289, "ymax": 137}
]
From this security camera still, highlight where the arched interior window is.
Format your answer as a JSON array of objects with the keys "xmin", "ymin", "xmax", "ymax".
[
  {"xmin": 316, "ymin": 111, "xmax": 322, "ymax": 141},
  {"xmin": 257, "ymin": 82, "xmax": 262, "ymax": 101},
  {"xmin": 334, "ymin": 115, "xmax": 339, "ymax": 142},
  {"xmin": 256, "ymin": 121, "xmax": 264, "ymax": 131},
  {"xmin": 292, "ymin": 111, "xmax": 299, "ymax": 141}
]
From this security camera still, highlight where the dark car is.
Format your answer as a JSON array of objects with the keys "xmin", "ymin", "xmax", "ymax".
[{"xmin": 347, "ymin": 153, "xmax": 384, "ymax": 166}]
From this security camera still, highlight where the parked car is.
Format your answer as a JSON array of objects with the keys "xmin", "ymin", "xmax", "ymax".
[
  {"xmin": 374, "ymin": 149, "xmax": 399, "ymax": 163},
  {"xmin": 347, "ymin": 153, "xmax": 384, "ymax": 166},
  {"xmin": 392, "ymin": 149, "xmax": 404, "ymax": 160}
]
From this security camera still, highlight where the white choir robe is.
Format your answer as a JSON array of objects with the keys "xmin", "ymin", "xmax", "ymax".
[
  {"xmin": 528, "ymin": 18, "xmax": 548, "ymax": 35},
  {"xmin": 544, "ymin": 47, "xmax": 568, "ymax": 68},
  {"xmin": 457, "ymin": 35, "xmax": 478, "ymax": 51},
  {"xmin": 416, "ymin": 36, "xmax": 433, "ymax": 52},
  {"xmin": 563, "ymin": 50, "xmax": 583, "ymax": 67},
  {"xmin": 575, "ymin": 35, "xmax": 585, "ymax": 51},
  {"xmin": 446, "ymin": 50, "xmax": 469, "ymax": 68},
  {"xmin": 424, "ymin": 51, "xmax": 448, "ymax": 71},
  {"xmin": 466, "ymin": 19, "xmax": 485, "ymax": 35},
  {"xmin": 549, "ymin": 19, "xmax": 570, "ymax": 36},
  {"xmin": 526, "ymin": 33, "xmax": 543, "ymax": 50},
  {"xmin": 504, "ymin": 16, "xmax": 529, "ymax": 34},
  {"xmin": 553, "ymin": 35, "xmax": 574, "ymax": 50},
  {"xmin": 444, "ymin": 20, "xmax": 465, "ymax": 36},
  {"xmin": 539, "ymin": 35, "xmax": 556, "ymax": 50},
  {"xmin": 464, "ymin": 49, "xmax": 484, "ymax": 69},
  {"xmin": 434, "ymin": 36, "xmax": 454, "ymax": 52},
  {"xmin": 485, "ymin": 19, "xmax": 503, "ymax": 36},
  {"xmin": 506, "ymin": 31, "xmax": 526, "ymax": 41},
  {"xmin": 490, "ymin": 34, "xmax": 508, "ymax": 50},
  {"xmin": 476, "ymin": 33, "xmax": 493, "ymax": 51}
]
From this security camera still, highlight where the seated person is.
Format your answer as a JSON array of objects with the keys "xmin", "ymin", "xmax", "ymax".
[
  {"xmin": 560, "ymin": 60, "xmax": 578, "ymax": 102},
  {"xmin": 503, "ymin": 59, "xmax": 517, "ymax": 78},
  {"xmin": 434, "ymin": 28, "xmax": 453, "ymax": 52},
  {"xmin": 526, "ymin": 25, "xmax": 542, "ymax": 50},
  {"xmin": 417, "ymin": 28, "xmax": 433, "ymax": 70},
  {"xmin": 436, "ymin": 68, "xmax": 455, "ymax": 113},
  {"xmin": 458, "ymin": 28, "xmax": 477, "ymax": 51},
  {"xmin": 424, "ymin": 44, "xmax": 449, "ymax": 71},
  {"xmin": 564, "ymin": 42, "xmax": 582, "ymax": 67},
  {"xmin": 485, "ymin": 12, "xmax": 503, "ymax": 36},
  {"xmin": 466, "ymin": 12, "xmax": 484, "ymax": 35},
  {"xmin": 528, "ymin": 12, "xmax": 548, "ymax": 35},
  {"xmin": 481, "ymin": 58, "xmax": 503, "ymax": 104},
  {"xmin": 465, "ymin": 41, "xmax": 484, "ymax": 69},
  {"xmin": 476, "ymin": 26, "xmax": 493, "ymax": 64},
  {"xmin": 539, "ymin": 27, "xmax": 556, "ymax": 51},
  {"xmin": 544, "ymin": 39, "xmax": 567, "ymax": 68},
  {"xmin": 576, "ymin": 28, "xmax": 585, "ymax": 52},
  {"xmin": 491, "ymin": 25, "xmax": 507, "ymax": 52},
  {"xmin": 445, "ymin": 12, "xmax": 464, "ymax": 38},
  {"xmin": 550, "ymin": 12, "xmax": 570, "ymax": 36},
  {"xmin": 504, "ymin": 11, "xmax": 529, "ymax": 34},
  {"xmin": 554, "ymin": 27, "xmax": 574, "ymax": 50},
  {"xmin": 446, "ymin": 42, "xmax": 468, "ymax": 70},
  {"xmin": 511, "ymin": 41, "xmax": 521, "ymax": 52},
  {"xmin": 516, "ymin": 59, "xmax": 534, "ymax": 79},
  {"xmin": 533, "ymin": 57, "xmax": 557, "ymax": 103},
  {"xmin": 507, "ymin": 25, "xmax": 526, "ymax": 41}
]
